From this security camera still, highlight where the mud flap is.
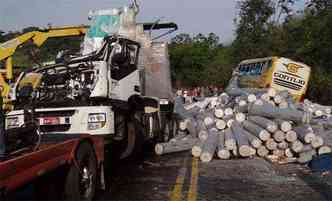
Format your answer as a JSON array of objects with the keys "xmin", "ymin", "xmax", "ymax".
[{"xmin": 120, "ymin": 122, "xmax": 136, "ymax": 159}]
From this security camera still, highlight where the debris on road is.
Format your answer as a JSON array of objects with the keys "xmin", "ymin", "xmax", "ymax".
[{"xmin": 156, "ymin": 83, "xmax": 332, "ymax": 165}]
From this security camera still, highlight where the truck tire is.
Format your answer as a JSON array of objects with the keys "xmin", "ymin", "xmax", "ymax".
[{"xmin": 64, "ymin": 142, "xmax": 97, "ymax": 201}]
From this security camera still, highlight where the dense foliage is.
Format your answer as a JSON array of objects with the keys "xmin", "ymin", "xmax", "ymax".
[
  {"xmin": 169, "ymin": 0, "xmax": 332, "ymax": 104},
  {"xmin": 0, "ymin": 0, "xmax": 331, "ymax": 103}
]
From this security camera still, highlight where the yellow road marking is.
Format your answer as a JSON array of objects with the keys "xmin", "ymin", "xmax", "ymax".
[
  {"xmin": 187, "ymin": 157, "xmax": 199, "ymax": 201},
  {"xmin": 170, "ymin": 157, "xmax": 189, "ymax": 201}
]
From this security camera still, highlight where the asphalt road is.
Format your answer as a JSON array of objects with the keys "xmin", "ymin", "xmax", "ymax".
[
  {"xmin": 9, "ymin": 151, "xmax": 332, "ymax": 201},
  {"xmin": 97, "ymin": 152, "xmax": 332, "ymax": 201}
]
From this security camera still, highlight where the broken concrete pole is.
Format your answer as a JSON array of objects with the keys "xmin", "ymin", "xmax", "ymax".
[
  {"xmin": 187, "ymin": 119, "xmax": 199, "ymax": 138},
  {"xmin": 285, "ymin": 130, "xmax": 298, "ymax": 142},
  {"xmin": 265, "ymin": 138, "xmax": 278, "ymax": 151},
  {"xmin": 275, "ymin": 119, "xmax": 292, "ymax": 132},
  {"xmin": 231, "ymin": 121, "xmax": 255, "ymax": 157},
  {"xmin": 254, "ymin": 99, "xmax": 264, "ymax": 106},
  {"xmin": 225, "ymin": 76, "xmax": 250, "ymax": 97},
  {"xmin": 224, "ymin": 128, "xmax": 236, "ymax": 150},
  {"xmin": 247, "ymin": 94, "xmax": 257, "ymax": 103},
  {"xmin": 257, "ymin": 146, "xmax": 269, "ymax": 157},
  {"xmin": 268, "ymin": 100, "xmax": 277, "ymax": 107},
  {"xmin": 238, "ymin": 100, "xmax": 248, "ymax": 111},
  {"xmin": 179, "ymin": 120, "xmax": 188, "ymax": 131},
  {"xmin": 196, "ymin": 99, "xmax": 211, "ymax": 110},
  {"xmin": 242, "ymin": 130, "xmax": 262, "ymax": 148},
  {"xmin": 314, "ymin": 110, "xmax": 324, "ymax": 117},
  {"xmin": 199, "ymin": 130, "xmax": 209, "ymax": 141},
  {"xmin": 227, "ymin": 119, "xmax": 235, "ymax": 128},
  {"xmin": 273, "ymin": 94, "xmax": 284, "ymax": 104},
  {"xmin": 293, "ymin": 125, "xmax": 316, "ymax": 143},
  {"xmin": 291, "ymin": 140, "xmax": 304, "ymax": 153},
  {"xmin": 216, "ymin": 119, "xmax": 227, "ymax": 130},
  {"xmin": 235, "ymin": 113, "xmax": 246, "ymax": 123},
  {"xmin": 267, "ymin": 88, "xmax": 277, "ymax": 98},
  {"xmin": 278, "ymin": 141, "xmax": 289, "ymax": 150},
  {"xmin": 178, "ymin": 118, "xmax": 199, "ymax": 138},
  {"xmin": 214, "ymin": 108, "xmax": 224, "ymax": 119},
  {"xmin": 311, "ymin": 136, "xmax": 324, "ymax": 148},
  {"xmin": 196, "ymin": 119, "xmax": 208, "ymax": 141},
  {"xmin": 192, "ymin": 141, "xmax": 203, "ymax": 158},
  {"xmin": 200, "ymin": 128, "xmax": 219, "ymax": 163},
  {"xmin": 261, "ymin": 93, "xmax": 271, "ymax": 102},
  {"xmin": 279, "ymin": 101, "xmax": 289, "ymax": 109},
  {"xmin": 299, "ymin": 144, "xmax": 315, "ymax": 153},
  {"xmin": 248, "ymin": 116, "xmax": 278, "ymax": 133},
  {"xmin": 174, "ymin": 96, "xmax": 197, "ymax": 119},
  {"xmin": 232, "ymin": 147, "xmax": 239, "ymax": 157},
  {"xmin": 305, "ymin": 99, "xmax": 332, "ymax": 115},
  {"xmin": 272, "ymin": 149, "xmax": 285, "ymax": 157},
  {"xmin": 203, "ymin": 112, "xmax": 215, "ymax": 129},
  {"xmin": 242, "ymin": 120, "xmax": 270, "ymax": 141},
  {"xmin": 297, "ymin": 150, "xmax": 316, "ymax": 164},
  {"xmin": 235, "ymin": 95, "xmax": 248, "ymax": 104},
  {"xmin": 248, "ymin": 102, "xmax": 307, "ymax": 123},
  {"xmin": 273, "ymin": 130, "xmax": 286, "ymax": 142},
  {"xmin": 314, "ymin": 129, "xmax": 332, "ymax": 147},
  {"xmin": 285, "ymin": 148, "xmax": 294, "ymax": 158},
  {"xmin": 218, "ymin": 93, "xmax": 230, "ymax": 105},
  {"xmin": 318, "ymin": 146, "xmax": 332, "ymax": 155},
  {"xmin": 224, "ymin": 108, "xmax": 234, "ymax": 116},
  {"xmin": 217, "ymin": 131, "xmax": 231, "ymax": 159},
  {"xmin": 223, "ymin": 114, "xmax": 235, "ymax": 128},
  {"xmin": 169, "ymin": 133, "xmax": 188, "ymax": 143},
  {"xmin": 155, "ymin": 137, "xmax": 197, "ymax": 155}
]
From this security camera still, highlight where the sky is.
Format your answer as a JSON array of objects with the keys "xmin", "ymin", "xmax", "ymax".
[{"xmin": 0, "ymin": 0, "xmax": 306, "ymax": 43}]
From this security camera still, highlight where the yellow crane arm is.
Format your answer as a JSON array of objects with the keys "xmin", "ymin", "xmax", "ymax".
[
  {"xmin": 0, "ymin": 26, "xmax": 88, "ymax": 80},
  {"xmin": 0, "ymin": 26, "xmax": 88, "ymax": 111}
]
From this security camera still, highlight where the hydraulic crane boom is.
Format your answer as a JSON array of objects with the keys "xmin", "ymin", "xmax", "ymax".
[
  {"xmin": 0, "ymin": 26, "xmax": 88, "ymax": 110},
  {"xmin": 0, "ymin": 26, "xmax": 88, "ymax": 80}
]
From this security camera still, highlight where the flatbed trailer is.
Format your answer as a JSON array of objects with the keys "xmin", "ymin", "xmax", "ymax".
[{"xmin": 0, "ymin": 134, "xmax": 105, "ymax": 200}]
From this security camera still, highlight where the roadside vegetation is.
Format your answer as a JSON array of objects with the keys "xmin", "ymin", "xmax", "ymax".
[{"xmin": 0, "ymin": 0, "xmax": 331, "ymax": 103}]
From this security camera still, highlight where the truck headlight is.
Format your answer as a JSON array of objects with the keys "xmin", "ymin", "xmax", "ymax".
[
  {"xmin": 88, "ymin": 113, "xmax": 106, "ymax": 130},
  {"xmin": 160, "ymin": 99, "xmax": 169, "ymax": 105},
  {"xmin": 7, "ymin": 117, "xmax": 20, "ymax": 129}
]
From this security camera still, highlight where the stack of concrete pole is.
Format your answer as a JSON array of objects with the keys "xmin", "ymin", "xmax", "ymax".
[{"xmin": 155, "ymin": 88, "xmax": 332, "ymax": 164}]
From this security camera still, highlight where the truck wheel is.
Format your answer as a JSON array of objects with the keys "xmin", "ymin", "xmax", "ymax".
[{"xmin": 64, "ymin": 142, "xmax": 97, "ymax": 201}]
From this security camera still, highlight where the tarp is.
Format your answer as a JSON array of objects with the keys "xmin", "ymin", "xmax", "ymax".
[
  {"xmin": 139, "ymin": 42, "xmax": 173, "ymax": 100},
  {"xmin": 309, "ymin": 153, "xmax": 332, "ymax": 172}
]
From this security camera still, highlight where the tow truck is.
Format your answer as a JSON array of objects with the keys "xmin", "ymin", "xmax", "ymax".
[{"xmin": 0, "ymin": 0, "xmax": 178, "ymax": 200}]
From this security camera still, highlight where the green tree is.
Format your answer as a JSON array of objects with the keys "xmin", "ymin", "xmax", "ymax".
[
  {"xmin": 233, "ymin": 0, "xmax": 275, "ymax": 60},
  {"xmin": 171, "ymin": 33, "xmax": 192, "ymax": 44}
]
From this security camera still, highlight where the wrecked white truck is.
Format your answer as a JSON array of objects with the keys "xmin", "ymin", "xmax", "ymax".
[{"xmin": 1, "ymin": 1, "xmax": 178, "ymax": 199}]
